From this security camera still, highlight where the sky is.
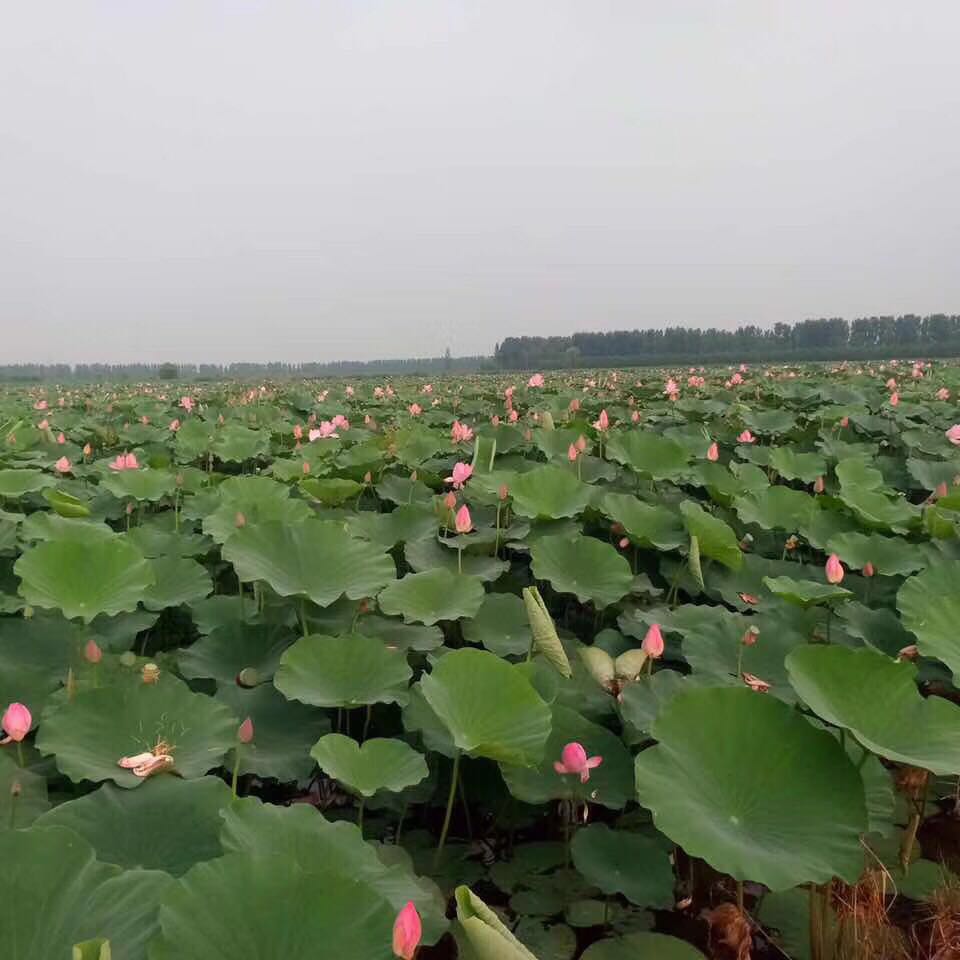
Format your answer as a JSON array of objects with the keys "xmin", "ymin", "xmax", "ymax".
[{"xmin": 2, "ymin": 2, "xmax": 959, "ymax": 365}]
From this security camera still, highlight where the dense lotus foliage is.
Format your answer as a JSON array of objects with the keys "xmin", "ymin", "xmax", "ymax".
[{"xmin": 2, "ymin": 361, "xmax": 960, "ymax": 958}]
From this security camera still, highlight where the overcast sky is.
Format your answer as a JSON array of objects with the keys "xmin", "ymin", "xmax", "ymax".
[{"xmin": 2, "ymin": 2, "xmax": 959, "ymax": 364}]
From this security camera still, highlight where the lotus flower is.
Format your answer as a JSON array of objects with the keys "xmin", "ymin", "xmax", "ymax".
[
  {"xmin": 706, "ymin": 441, "xmax": 719, "ymax": 462},
  {"xmin": 54, "ymin": 456, "xmax": 71, "ymax": 474},
  {"xmin": 642, "ymin": 623, "xmax": 664, "ymax": 658},
  {"xmin": 409, "ymin": 403, "xmax": 422, "ymax": 417},
  {"xmin": 527, "ymin": 373, "xmax": 545, "ymax": 388},
  {"xmin": 445, "ymin": 462, "xmax": 473, "ymax": 490},
  {"xmin": 825, "ymin": 553, "xmax": 844, "ymax": 584},
  {"xmin": 238, "ymin": 717, "xmax": 255, "ymax": 743},
  {"xmin": 937, "ymin": 388, "xmax": 950, "ymax": 401},
  {"xmin": 454, "ymin": 504, "xmax": 472, "ymax": 534},
  {"xmin": 568, "ymin": 444, "xmax": 579, "ymax": 462},
  {"xmin": 946, "ymin": 425, "xmax": 960, "ymax": 445},
  {"xmin": 889, "ymin": 392, "xmax": 899, "ymax": 407},
  {"xmin": 813, "ymin": 476, "xmax": 825, "ymax": 493},
  {"xmin": 109, "ymin": 452, "xmax": 139, "ymax": 471},
  {"xmin": 742, "ymin": 673, "xmax": 770, "ymax": 693},
  {"xmin": 84, "ymin": 639, "xmax": 103, "ymax": 664},
  {"xmin": 392, "ymin": 901, "xmax": 421, "ymax": 960},
  {"xmin": 1, "ymin": 703, "xmax": 31, "ymax": 743},
  {"xmin": 862, "ymin": 561, "xmax": 875, "ymax": 577},
  {"xmin": 737, "ymin": 430, "xmax": 755, "ymax": 444},
  {"xmin": 553, "ymin": 742, "xmax": 603, "ymax": 783},
  {"xmin": 593, "ymin": 409, "xmax": 609, "ymax": 432}
]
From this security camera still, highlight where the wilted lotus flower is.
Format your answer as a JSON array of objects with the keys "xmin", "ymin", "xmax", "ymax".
[
  {"xmin": 825, "ymin": 554, "xmax": 844, "ymax": 584},
  {"xmin": 392, "ymin": 901, "xmax": 422, "ymax": 960},
  {"xmin": 742, "ymin": 673, "xmax": 770, "ymax": 693},
  {"xmin": 1, "ymin": 703, "xmax": 32, "ymax": 743},
  {"xmin": 741, "ymin": 626, "xmax": 759, "ymax": 647},
  {"xmin": 553, "ymin": 742, "xmax": 603, "ymax": 783},
  {"xmin": 898, "ymin": 644, "xmax": 919, "ymax": 661},
  {"xmin": 142, "ymin": 663, "xmax": 161, "ymax": 685}
]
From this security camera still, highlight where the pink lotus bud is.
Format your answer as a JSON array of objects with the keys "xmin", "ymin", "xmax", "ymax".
[
  {"xmin": 443, "ymin": 492, "xmax": 457, "ymax": 510},
  {"xmin": 813, "ymin": 476, "xmax": 825, "ymax": 494},
  {"xmin": 825, "ymin": 553, "xmax": 844, "ymax": 584},
  {"xmin": 575, "ymin": 435, "xmax": 587, "ymax": 453},
  {"xmin": 238, "ymin": 717, "xmax": 254, "ymax": 743},
  {"xmin": 706, "ymin": 442, "xmax": 719, "ymax": 462},
  {"xmin": 553, "ymin": 741, "xmax": 603, "ymax": 783},
  {"xmin": 54, "ymin": 456, "xmax": 71, "ymax": 474},
  {"xmin": 618, "ymin": 537, "xmax": 629, "ymax": 549},
  {"xmin": 1, "ymin": 702, "xmax": 32, "ymax": 743},
  {"xmin": 935, "ymin": 482, "xmax": 949, "ymax": 499},
  {"xmin": 392, "ymin": 901, "xmax": 422, "ymax": 960},
  {"xmin": 741, "ymin": 626, "xmax": 759, "ymax": 647},
  {"xmin": 498, "ymin": 484, "xmax": 509, "ymax": 501},
  {"xmin": 84, "ymin": 639, "xmax": 103, "ymax": 664},
  {"xmin": 454, "ymin": 504, "xmax": 472, "ymax": 534},
  {"xmin": 947, "ymin": 425, "xmax": 960, "ymax": 445},
  {"xmin": 840, "ymin": 416, "xmax": 849, "ymax": 427},
  {"xmin": 862, "ymin": 562, "xmax": 875, "ymax": 578},
  {"xmin": 643, "ymin": 623, "xmax": 664, "ymax": 658},
  {"xmin": 889, "ymin": 392, "xmax": 899, "ymax": 407},
  {"xmin": 568, "ymin": 444, "xmax": 579, "ymax": 462},
  {"xmin": 82, "ymin": 443, "xmax": 92, "ymax": 457}
]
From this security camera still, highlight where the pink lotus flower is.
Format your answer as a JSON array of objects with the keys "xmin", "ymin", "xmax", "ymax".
[
  {"xmin": 663, "ymin": 378, "xmax": 678, "ymax": 396},
  {"xmin": 528, "ymin": 373, "xmax": 545, "ymax": 388},
  {"xmin": 490, "ymin": 414, "xmax": 501, "ymax": 427},
  {"xmin": 54, "ymin": 456, "xmax": 71, "ymax": 474},
  {"xmin": 451, "ymin": 420, "xmax": 474, "ymax": 444},
  {"xmin": 238, "ymin": 717, "xmax": 255, "ymax": 743},
  {"xmin": 825, "ymin": 553, "xmax": 844, "ymax": 584},
  {"xmin": 331, "ymin": 414, "xmax": 350, "ymax": 431},
  {"xmin": 84, "ymin": 639, "xmax": 103, "ymax": 664},
  {"xmin": 408, "ymin": 403, "xmax": 422, "ymax": 417},
  {"xmin": 56, "ymin": 432, "xmax": 66, "ymax": 444},
  {"xmin": 293, "ymin": 424, "xmax": 303, "ymax": 440},
  {"xmin": 454, "ymin": 504, "xmax": 472, "ymax": 534},
  {"xmin": 443, "ymin": 491, "xmax": 457, "ymax": 510},
  {"xmin": 937, "ymin": 388, "xmax": 950, "ymax": 401},
  {"xmin": 737, "ymin": 430, "xmax": 755, "ymax": 444},
  {"xmin": 169, "ymin": 419, "xmax": 181, "ymax": 432},
  {"xmin": 946, "ymin": 425, "xmax": 960, "ymax": 445},
  {"xmin": 109, "ymin": 452, "xmax": 139, "ymax": 471},
  {"xmin": 568, "ymin": 397, "xmax": 581, "ymax": 413},
  {"xmin": 421, "ymin": 383, "xmax": 433, "ymax": 395},
  {"xmin": 33, "ymin": 400, "xmax": 48, "ymax": 411},
  {"xmin": 575, "ymin": 434, "xmax": 587, "ymax": 452},
  {"xmin": 643, "ymin": 623, "xmax": 664, "ymax": 658},
  {"xmin": 631, "ymin": 410, "xmax": 640, "ymax": 423},
  {"xmin": 179, "ymin": 396, "xmax": 194, "ymax": 413},
  {"xmin": 392, "ymin": 901, "xmax": 422, "ymax": 960},
  {"xmin": 445, "ymin": 462, "xmax": 473, "ymax": 490},
  {"xmin": 38, "ymin": 419, "xmax": 50, "ymax": 430},
  {"xmin": 308, "ymin": 421, "xmax": 339, "ymax": 441},
  {"xmin": 508, "ymin": 409, "xmax": 518, "ymax": 422},
  {"xmin": 1, "ymin": 702, "xmax": 31, "ymax": 743},
  {"xmin": 742, "ymin": 673, "xmax": 770, "ymax": 693},
  {"xmin": 498, "ymin": 484, "xmax": 509, "ymax": 501},
  {"xmin": 553, "ymin": 742, "xmax": 603, "ymax": 783},
  {"xmin": 345, "ymin": 386, "xmax": 355, "ymax": 397},
  {"xmin": 593, "ymin": 409, "xmax": 609, "ymax": 432},
  {"xmin": 568, "ymin": 444, "xmax": 579, "ymax": 462},
  {"xmin": 730, "ymin": 372, "xmax": 744, "ymax": 386},
  {"xmin": 889, "ymin": 392, "xmax": 899, "ymax": 407},
  {"xmin": 706, "ymin": 442, "xmax": 719, "ymax": 462}
]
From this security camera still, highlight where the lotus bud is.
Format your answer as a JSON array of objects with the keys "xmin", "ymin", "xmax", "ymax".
[
  {"xmin": 454, "ymin": 505, "xmax": 472, "ymax": 534},
  {"xmin": 392, "ymin": 901, "xmax": 422, "ymax": 960},
  {"xmin": 825, "ymin": 553, "xmax": 844, "ymax": 584},
  {"xmin": 235, "ymin": 512, "xmax": 246, "ymax": 528},
  {"xmin": 642, "ymin": 623, "xmax": 665, "ymax": 659},
  {"xmin": 498, "ymin": 484, "xmax": 509, "ymax": 501},
  {"xmin": 1, "ymin": 702, "xmax": 32, "ymax": 742},
  {"xmin": 238, "ymin": 717, "xmax": 255, "ymax": 743},
  {"xmin": 862, "ymin": 561, "xmax": 875, "ymax": 577},
  {"xmin": 142, "ymin": 663, "xmax": 161, "ymax": 685},
  {"xmin": 813, "ymin": 476, "xmax": 825, "ymax": 493},
  {"xmin": 443, "ymin": 492, "xmax": 457, "ymax": 510},
  {"xmin": 741, "ymin": 626, "xmax": 759, "ymax": 647},
  {"xmin": 84, "ymin": 639, "xmax": 103, "ymax": 664},
  {"xmin": 618, "ymin": 537, "xmax": 629, "ymax": 549}
]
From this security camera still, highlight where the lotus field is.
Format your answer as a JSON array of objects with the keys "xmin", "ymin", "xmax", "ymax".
[{"xmin": 5, "ymin": 363, "xmax": 960, "ymax": 959}]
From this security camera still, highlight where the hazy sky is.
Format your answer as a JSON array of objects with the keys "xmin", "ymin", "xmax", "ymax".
[{"xmin": 2, "ymin": 2, "xmax": 959, "ymax": 364}]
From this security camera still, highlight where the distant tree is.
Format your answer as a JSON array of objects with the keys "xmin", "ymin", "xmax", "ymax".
[{"xmin": 158, "ymin": 362, "xmax": 179, "ymax": 380}]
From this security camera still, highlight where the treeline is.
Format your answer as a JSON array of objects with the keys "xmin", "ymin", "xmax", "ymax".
[{"xmin": 495, "ymin": 314, "xmax": 960, "ymax": 369}]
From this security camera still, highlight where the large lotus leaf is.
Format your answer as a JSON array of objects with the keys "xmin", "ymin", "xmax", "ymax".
[
  {"xmin": 768, "ymin": 446, "xmax": 827, "ymax": 484},
  {"xmin": 0, "ymin": 614, "xmax": 82, "ymax": 713},
  {"xmin": 836, "ymin": 601, "xmax": 916, "ymax": 658},
  {"xmin": 35, "ymin": 776, "xmax": 231, "ymax": 875},
  {"xmin": 827, "ymin": 531, "xmax": 927, "ymax": 576},
  {"xmin": 734, "ymin": 486, "xmax": 816, "ymax": 532},
  {"xmin": 0, "ymin": 468, "xmax": 54, "ymax": 497},
  {"xmin": 212, "ymin": 424, "xmax": 271, "ymax": 462},
  {"xmin": 455, "ymin": 885, "xmax": 538, "ymax": 960},
  {"xmin": 462, "ymin": 591, "xmax": 532, "ymax": 656},
  {"xmin": 605, "ymin": 431, "xmax": 690, "ymax": 481},
  {"xmin": 907, "ymin": 456, "xmax": 960, "ymax": 493},
  {"xmin": 219, "ymin": 798, "xmax": 448, "ymax": 944},
  {"xmin": 898, "ymin": 562, "xmax": 960, "ymax": 680},
  {"xmin": 679, "ymin": 501, "xmax": 742, "ymax": 570},
  {"xmin": 501, "ymin": 704, "xmax": 633, "ymax": 809},
  {"xmin": 149, "ymin": 852, "xmax": 396, "ymax": 960},
  {"xmin": 274, "ymin": 633, "xmax": 412, "ymax": 707},
  {"xmin": 100, "ymin": 469, "xmax": 176, "ymax": 502},
  {"xmin": 0, "ymin": 750, "xmax": 50, "ymax": 829},
  {"xmin": 600, "ymin": 493, "xmax": 685, "ymax": 551},
  {"xmin": 356, "ymin": 614, "xmax": 444, "ymax": 652},
  {"xmin": 142, "ymin": 555, "xmax": 213, "ymax": 611},
  {"xmin": 178, "ymin": 621, "xmax": 294, "ymax": 685},
  {"xmin": 580, "ymin": 933, "xmax": 705, "ymax": 960},
  {"xmin": 217, "ymin": 682, "xmax": 330, "ymax": 781},
  {"xmin": 402, "ymin": 685, "xmax": 458, "ymax": 758},
  {"xmin": 530, "ymin": 535, "xmax": 633, "ymax": 609},
  {"xmin": 376, "ymin": 473, "xmax": 434, "ymax": 505},
  {"xmin": 421, "ymin": 648, "xmax": 551, "ymax": 766},
  {"xmin": 570, "ymin": 823, "xmax": 673, "ymax": 908},
  {"xmin": 836, "ymin": 466, "xmax": 918, "ymax": 531},
  {"xmin": 222, "ymin": 520, "xmax": 396, "ymax": 607},
  {"xmin": 762, "ymin": 575, "xmax": 852, "ymax": 607},
  {"xmin": 634, "ymin": 687, "xmax": 867, "ymax": 890},
  {"xmin": 202, "ymin": 496, "xmax": 312, "ymax": 545},
  {"xmin": 404, "ymin": 536, "xmax": 510, "ymax": 582},
  {"xmin": 347, "ymin": 503, "xmax": 438, "ymax": 550},
  {"xmin": 786, "ymin": 644, "xmax": 960, "ymax": 775},
  {"xmin": 15, "ymin": 537, "xmax": 155, "ymax": 622},
  {"xmin": 310, "ymin": 733, "xmax": 428, "ymax": 797},
  {"xmin": 300, "ymin": 476, "xmax": 363, "ymax": 505},
  {"xmin": 0, "ymin": 826, "xmax": 173, "ymax": 960},
  {"xmin": 125, "ymin": 523, "xmax": 211, "ymax": 558},
  {"xmin": 37, "ymin": 673, "xmax": 237, "ymax": 787},
  {"xmin": 378, "ymin": 568, "xmax": 486, "ymax": 624},
  {"xmin": 507, "ymin": 465, "xmax": 593, "ymax": 519},
  {"xmin": 19, "ymin": 512, "xmax": 116, "ymax": 545}
]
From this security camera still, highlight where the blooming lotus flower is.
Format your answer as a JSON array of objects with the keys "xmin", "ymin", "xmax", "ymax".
[
  {"xmin": 643, "ymin": 623, "xmax": 664, "ymax": 658},
  {"xmin": 238, "ymin": 717, "xmax": 255, "ymax": 743},
  {"xmin": 118, "ymin": 749, "xmax": 173, "ymax": 779},
  {"xmin": 56, "ymin": 432, "xmax": 66, "ymax": 444},
  {"xmin": 885, "ymin": 378, "xmax": 897, "ymax": 390},
  {"xmin": 937, "ymin": 388, "xmax": 950, "ymax": 401},
  {"xmin": 331, "ymin": 414, "xmax": 350, "ymax": 431},
  {"xmin": 454, "ymin": 504, "xmax": 472, "ymax": 534},
  {"xmin": 528, "ymin": 373, "xmax": 545, "ymax": 388},
  {"xmin": 179, "ymin": 396, "xmax": 194, "ymax": 413},
  {"xmin": 508, "ymin": 409, "xmax": 518, "ymax": 422},
  {"xmin": 631, "ymin": 410, "xmax": 640, "ymax": 423},
  {"xmin": 54, "ymin": 456, "xmax": 71, "ymax": 474},
  {"xmin": 553, "ymin": 742, "xmax": 603, "ymax": 783},
  {"xmin": 109, "ymin": 452, "xmax": 139, "ymax": 471},
  {"xmin": 33, "ymin": 400, "xmax": 47, "ymax": 411},
  {"xmin": 392, "ymin": 901, "xmax": 421, "ymax": 960},
  {"xmin": 737, "ymin": 430, "xmax": 755, "ymax": 444},
  {"xmin": 706, "ymin": 442, "xmax": 719, "ymax": 462},
  {"xmin": 445, "ymin": 462, "xmax": 473, "ymax": 490},
  {"xmin": 84, "ymin": 639, "xmax": 103, "ymax": 663},
  {"xmin": 946, "ymin": 425, "xmax": 960, "ymax": 445},
  {"xmin": 1, "ymin": 702, "xmax": 31, "ymax": 743},
  {"xmin": 38, "ymin": 419, "xmax": 50, "ymax": 430},
  {"xmin": 825, "ymin": 553, "xmax": 844, "ymax": 584},
  {"xmin": 889, "ymin": 392, "xmax": 899, "ymax": 407},
  {"xmin": 169, "ymin": 418, "xmax": 180, "ymax": 432},
  {"xmin": 593, "ymin": 409, "xmax": 609, "ymax": 432},
  {"xmin": 408, "ymin": 403, "xmax": 422, "ymax": 417}
]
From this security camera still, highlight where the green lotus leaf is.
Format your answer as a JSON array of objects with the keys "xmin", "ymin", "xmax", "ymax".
[
  {"xmin": 515, "ymin": 920, "xmax": 577, "ymax": 960},
  {"xmin": 217, "ymin": 682, "xmax": 330, "ymax": 782},
  {"xmin": 378, "ymin": 568, "xmax": 486, "ymax": 624},
  {"xmin": 15, "ymin": 537, "xmax": 155, "ymax": 622},
  {"xmin": 580, "ymin": 933, "xmax": 706, "ymax": 960},
  {"xmin": 404, "ymin": 535, "xmax": 510, "ymax": 582},
  {"xmin": 786, "ymin": 644, "xmax": 960, "ymax": 775},
  {"xmin": 836, "ymin": 601, "xmax": 916, "ymax": 658},
  {"xmin": 149, "ymin": 852, "xmax": 396, "ymax": 960},
  {"xmin": 274, "ymin": 633, "xmax": 412, "ymax": 707},
  {"xmin": 72, "ymin": 939, "xmax": 111, "ymax": 960},
  {"xmin": 0, "ymin": 468, "xmax": 54, "ymax": 498},
  {"xmin": 125, "ymin": 524, "xmax": 211, "ymax": 558},
  {"xmin": 462, "ymin": 591, "xmax": 532, "ymax": 656},
  {"xmin": 356, "ymin": 614, "xmax": 444, "ymax": 652},
  {"xmin": 768, "ymin": 446, "xmax": 827, "ymax": 484},
  {"xmin": 178, "ymin": 621, "xmax": 294, "ymax": 684},
  {"xmin": 455, "ymin": 885, "xmax": 538, "ymax": 960},
  {"xmin": 634, "ymin": 687, "xmax": 867, "ymax": 889},
  {"xmin": 734, "ymin": 486, "xmax": 816, "ymax": 532},
  {"xmin": 0, "ymin": 750, "xmax": 50, "ymax": 829},
  {"xmin": 142, "ymin": 555, "xmax": 213, "ymax": 611},
  {"xmin": 375, "ymin": 473, "xmax": 434, "ymax": 505},
  {"xmin": 530, "ymin": 535, "xmax": 633, "ymax": 608},
  {"xmin": 601, "ymin": 493, "xmax": 685, "ymax": 551},
  {"xmin": 19, "ymin": 513, "xmax": 116, "ymax": 545},
  {"xmin": 223, "ymin": 520, "xmax": 396, "ymax": 608},
  {"xmin": 0, "ymin": 826, "xmax": 173, "ymax": 960},
  {"xmin": 898, "ymin": 561, "xmax": 960, "ymax": 680},
  {"xmin": 679, "ymin": 501, "xmax": 743, "ymax": 570},
  {"xmin": 907, "ymin": 456, "xmax": 960, "ymax": 493},
  {"xmin": 605, "ymin": 431, "xmax": 690, "ymax": 481},
  {"xmin": 219, "ymin": 798, "xmax": 447, "ymax": 944},
  {"xmin": 741, "ymin": 408, "xmax": 796, "ymax": 435},
  {"xmin": 570, "ymin": 823, "xmax": 673, "ymax": 908},
  {"xmin": 310, "ymin": 733, "xmax": 428, "ymax": 797},
  {"xmin": 827, "ymin": 531, "xmax": 927, "ymax": 576},
  {"xmin": 347, "ymin": 503, "xmax": 438, "ymax": 549},
  {"xmin": 402, "ymin": 684, "xmax": 457, "ymax": 758},
  {"xmin": 211, "ymin": 424, "xmax": 270, "ymax": 462},
  {"xmin": 100, "ymin": 469, "xmax": 176, "ymax": 502},
  {"xmin": 508, "ymin": 465, "xmax": 593, "ymax": 519},
  {"xmin": 35, "ymin": 776, "xmax": 231, "ymax": 875},
  {"xmin": 300, "ymin": 476, "xmax": 363, "ymax": 505},
  {"xmin": 37, "ymin": 673, "xmax": 237, "ymax": 787},
  {"xmin": 421, "ymin": 648, "xmax": 551, "ymax": 766},
  {"xmin": 523, "ymin": 585, "xmax": 572, "ymax": 678},
  {"xmin": 501, "ymin": 704, "xmax": 634, "ymax": 809},
  {"xmin": 200, "ymin": 475, "xmax": 312, "ymax": 544},
  {"xmin": 762, "ymin": 575, "xmax": 852, "ymax": 606},
  {"xmin": 836, "ymin": 472, "xmax": 918, "ymax": 532}
]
